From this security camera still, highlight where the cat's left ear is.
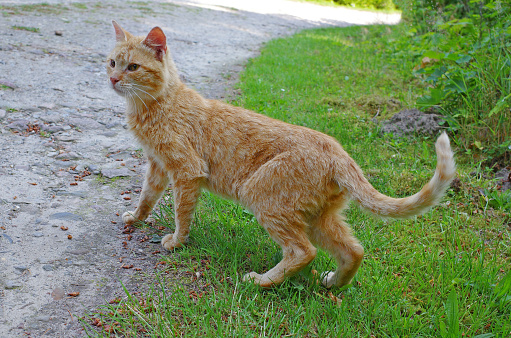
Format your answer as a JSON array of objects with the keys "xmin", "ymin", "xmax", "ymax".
[
  {"xmin": 112, "ymin": 20, "xmax": 133, "ymax": 42},
  {"xmin": 143, "ymin": 27, "xmax": 167, "ymax": 62}
]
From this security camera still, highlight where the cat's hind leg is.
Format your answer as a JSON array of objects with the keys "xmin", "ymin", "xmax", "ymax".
[
  {"xmin": 243, "ymin": 212, "xmax": 317, "ymax": 287},
  {"xmin": 123, "ymin": 158, "xmax": 170, "ymax": 225},
  {"xmin": 310, "ymin": 212, "xmax": 364, "ymax": 288}
]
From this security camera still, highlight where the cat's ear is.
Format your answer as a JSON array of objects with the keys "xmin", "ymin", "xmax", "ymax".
[
  {"xmin": 112, "ymin": 20, "xmax": 133, "ymax": 42},
  {"xmin": 143, "ymin": 27, "xmax": 167, "ymax": 62}
]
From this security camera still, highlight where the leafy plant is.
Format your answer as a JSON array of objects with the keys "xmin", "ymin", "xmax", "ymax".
[{"xmin": 392, "ymin": 0, "xmax": 511, "ymax": 164}]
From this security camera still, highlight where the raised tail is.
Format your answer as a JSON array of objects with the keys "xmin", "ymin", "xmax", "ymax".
[{"xmin": 337, "ymin": 132, "xmax": 456, "ymax": 219}]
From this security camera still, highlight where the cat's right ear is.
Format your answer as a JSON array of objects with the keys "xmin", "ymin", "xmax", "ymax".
[{"xmin": 112, "ymin": 20, "xmax": 132, "ymax": 42}]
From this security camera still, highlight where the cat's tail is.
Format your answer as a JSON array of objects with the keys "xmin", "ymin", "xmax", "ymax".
[{"xmin": 336, "ymin": 132, "xmax": 455, "ymax": 219}]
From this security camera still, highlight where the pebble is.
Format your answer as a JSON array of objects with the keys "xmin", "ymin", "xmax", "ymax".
[
  {"xmin": 33, "ymin": 232, "xmax": 44, "ymax": 237},
  {"xmin": 5, "ymin": 119, "xmax": 29, "ymax": 132},
  {"xmin": 0, "ymin": 109, "xmax": 6, "ymax": 119},
  {"xmin": 34, "ymin": 315, "xmax": 51, "ymax": 322},
  {"xmin": 5, "ymin": 280, "xmax": 22, "ymax": 289},
  {"xmin": 51, "ymin": 287, "xmax": 65, "ymax": 300},
  {"xmin": 14, "ymin": 265, "xmax": 28, "ymax": 272},
  {"xmin": 55, "ymin": 191, "xmax": 87, "ymax": 198},
  {"xmin": 102, "ymin": 168, "xmax": 133, "ymax": 178},
  {"xmin": 42, "ymin": 265, "xmax": 54, "ymax": 271},
  {"xmin": 55, "ymin": 152, "xmax": 81, "ymax": 160},
  {"xmin": 49, "ymin": 212, "xmax": 83, "ymax": 221}
]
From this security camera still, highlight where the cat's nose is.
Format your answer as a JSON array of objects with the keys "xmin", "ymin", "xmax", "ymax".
[{"xmin": 110, "ymin": 77, "xmax": 120, "ymax": 86}]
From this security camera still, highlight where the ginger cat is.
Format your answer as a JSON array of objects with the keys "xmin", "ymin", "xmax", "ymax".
[{"xmin": 107, "ymin": 21, "xmax": 455, "ymax": 288}]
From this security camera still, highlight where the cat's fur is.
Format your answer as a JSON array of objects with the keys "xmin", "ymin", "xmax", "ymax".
[{"xmin": 107, "ymin": 21, "xmax": 456, "ymax": 288}]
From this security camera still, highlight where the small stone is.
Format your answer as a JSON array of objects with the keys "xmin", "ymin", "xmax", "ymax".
[
  {"xmin": 0, "ymin": 109, "xmax": 6, "ymax": 119},
  {"xmin": 46, "ymin": 126, "xmax": 65, "ymax": 133},
  {"xmin": 5, "ymin": 280, "xmax": 22, "ymax": 289},
  {"xmin": 55, "ymin": 191, "xmax": 87, "ymax": 198},
  {"xmin": 68, "ymin": 117, "xmax": 103, "ymax": 130},
  {"xmin": 55, "ymin": 151, "xmax": 81, "ymax": 160},
  {"xmin": 56, "ymin": 135, "xmax": 77, "ymax": 142},
  {"xmin": 33, "ymin": 232, "xmax": 44, "ymax": 237},
  {"xmin": 6, "ymin": 119, "xmax": 29, "ymax": 132},
  {"xmin": 42, "ymin": 265, "xmax": 54, "ymax": 271},
  {"xmin": 49, "ymin": 212, "xmax": 83, "ymax": 221},
  {"xmin": 14, "ymin": 265, "xmax": 28, "ymax": 272},
  {"xmin": 101, "ymin": 168, "xmax": 133, "ymax": 178},
  {"xmin": 34, "ymin": 315, "xmax": 51, "ymax": 322},
  {"xmin": 51, "ymin": 287, "xmax": 65, "ymax": 300},
  {"xmin": 39, "ymin": 112, "xmax": 63, "ymax": 123},
  {"xmin": 55, "ymin": 30, "xmax": 63, "ymax": 36}
]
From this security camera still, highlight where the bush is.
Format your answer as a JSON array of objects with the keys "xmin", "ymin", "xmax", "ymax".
[
  {"xmin": 333, "ymin": 0, "xmax": 397, "ymax": 11},
  {"xmin": 392, "ymin": 0, "xmax": 511, "ymax": 165}
]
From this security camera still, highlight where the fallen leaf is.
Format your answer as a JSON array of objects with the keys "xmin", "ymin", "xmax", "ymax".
[
  {"xmin": 60, "ymin": 226, "xmax": 68, "ymax": 231},
  {"xmin": 67, "ymin": 292, "xmax": 80, "ymax": 297},
  {"xmin": 28, "ymin": 182, "xmax": 37, "ymax": 186},
  {"xmin": 91, "ymin": 318, "xmax": 102, "ymax": 327},
  {"xmin": 122, "ymin": 264, "xmax": 133, "ymax": 269},
  {"xmin": 327, "ymin": 292, "xmax": 342, "ymax": 307},
  {"xmin": 123, "ymin": 196, "xmax": 131, "ymax": 200},
  {"xmin": 67, "ymin": 234, "xmax": 73, "ymax": 240},
  {"xmin": 70, "ymin": 182, "xmax": 78, "ymax": 186}
]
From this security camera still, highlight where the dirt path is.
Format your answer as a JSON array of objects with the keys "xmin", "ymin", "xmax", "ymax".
[{"xmin": 0, "ymin": 1, "xmax": 399, "ymax": 336}]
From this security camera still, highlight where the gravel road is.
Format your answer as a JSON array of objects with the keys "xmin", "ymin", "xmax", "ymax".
[{"xmin": 0, "ymin": 1, "xmax": 399, "ymax": 336}]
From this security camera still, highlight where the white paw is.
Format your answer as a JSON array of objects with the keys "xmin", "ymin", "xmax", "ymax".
[
  {"xmin": 242, "ymin": 272, "xmax": 274, "ymax": 288},
  {"xmin": 161, "ymin": 233, "xmax": 183, "ymax": 251},
  {"xmin": 122, "ymin": 211, "xmax": 136, "ymax": 225},
  {"xmin": 321, "ymin": 271, "xmax": 336, "ymax": 288}
]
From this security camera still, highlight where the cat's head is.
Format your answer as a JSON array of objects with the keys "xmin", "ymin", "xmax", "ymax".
[{"xmin": 106, "ymin": 21, "xmax": 178, "ymax": 102}]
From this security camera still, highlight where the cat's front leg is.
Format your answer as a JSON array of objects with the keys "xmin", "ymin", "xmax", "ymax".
[
  {"xmin": 123, "ymin": 158, "xmax": 170, "ymax": 225},
  {"xmin": 161, "ymin": 177, "xmax": 202, "ymax": 251}
]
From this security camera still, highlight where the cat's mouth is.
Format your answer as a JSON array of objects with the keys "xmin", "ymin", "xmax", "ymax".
[{"xmin": 111, "ymin": 83, "xmax": 127, "ymax": 97}]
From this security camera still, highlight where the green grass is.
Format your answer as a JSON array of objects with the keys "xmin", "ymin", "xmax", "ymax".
[
  {"xmin": 11, "ymin": 25, "xmax": 39, "ymax": 33},
  {"xmin": 85, "ymin": 25, "xmax": 510, "ymax": 337},
  {"xmin": 293, "ymin": 0, "xmax": 400, "ymax": 13}
]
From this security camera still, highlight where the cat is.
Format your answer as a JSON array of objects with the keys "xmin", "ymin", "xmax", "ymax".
[{"xmin": 107, "ymin": 21, "xmax": 456, "ymax": 288}]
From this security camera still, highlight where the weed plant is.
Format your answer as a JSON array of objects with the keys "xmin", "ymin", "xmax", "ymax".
[
  {"xmin": 395, "ymin": 0, "xmax": 511, "ymax": 165},
  {"xmin": 85, "ymin": 25, "xmax": 510, "ymax": 338}
]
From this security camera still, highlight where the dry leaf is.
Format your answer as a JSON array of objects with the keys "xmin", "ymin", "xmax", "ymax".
[
  {"xmin": 91, "ymin": 318, "xmax": 102, "ymax": 327},
  {"xmin": 68, "ymin": 292, "xmax": 80, "ymax": 297},
  {"xmin": 327, "ymin": 292, "xmax": 342, "ymax": 307},
  {"xmin": 60, "ymin": 226, "xmax": 68, "ymax": 231},
  {"xmin": 67, "ymin": 234, "xmax": 73, "ymax": 240}
]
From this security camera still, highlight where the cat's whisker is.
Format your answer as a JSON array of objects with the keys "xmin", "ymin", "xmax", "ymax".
[
  {"xmin": 131, "ymin": 86, "xmax": 164, "ymax": 109},
  {"xmin": 130, "ymin": 83, "xmax": 153, "ymax": 90},
  {"xmin": 128, "ymin": 88, "xmax": 149, "ymax": 111},
  {"xmin": 125, "ymin": 90, "xmax": 140, "ymax": 116}
]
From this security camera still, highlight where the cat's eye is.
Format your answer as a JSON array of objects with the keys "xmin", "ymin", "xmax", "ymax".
[
  {"xmin": 127, "ymin": 64, "xmax": 140, "ymax": 71},
  {"xmin": 109, "ymin": 59, "xmax": 115, "ymax": 68}
]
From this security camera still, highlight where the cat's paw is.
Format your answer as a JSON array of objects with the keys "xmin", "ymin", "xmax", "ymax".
[
  {"xmin": 122, "ymin": 211, "xmax": 137, "ymax": 225},
  {"xmin": 321, "ymin": 271, "xmax": 336, "ymax": 288},
  {"xmin": 161, "ymin": 234, "xmax": 184, "ymax": 251},
  {"xmin": 242, "ymin": 272, "xmax": 274, "ymax": 288}
]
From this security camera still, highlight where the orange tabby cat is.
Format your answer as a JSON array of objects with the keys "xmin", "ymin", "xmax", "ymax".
[{"xmin": 107, "ymin": 21, "xmax": 455, "ymax": 288}]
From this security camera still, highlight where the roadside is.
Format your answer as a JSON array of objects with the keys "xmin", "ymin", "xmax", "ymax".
[{"xmin": 0, "ymin": 1, "xmax": 399, "ymax": 336}]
